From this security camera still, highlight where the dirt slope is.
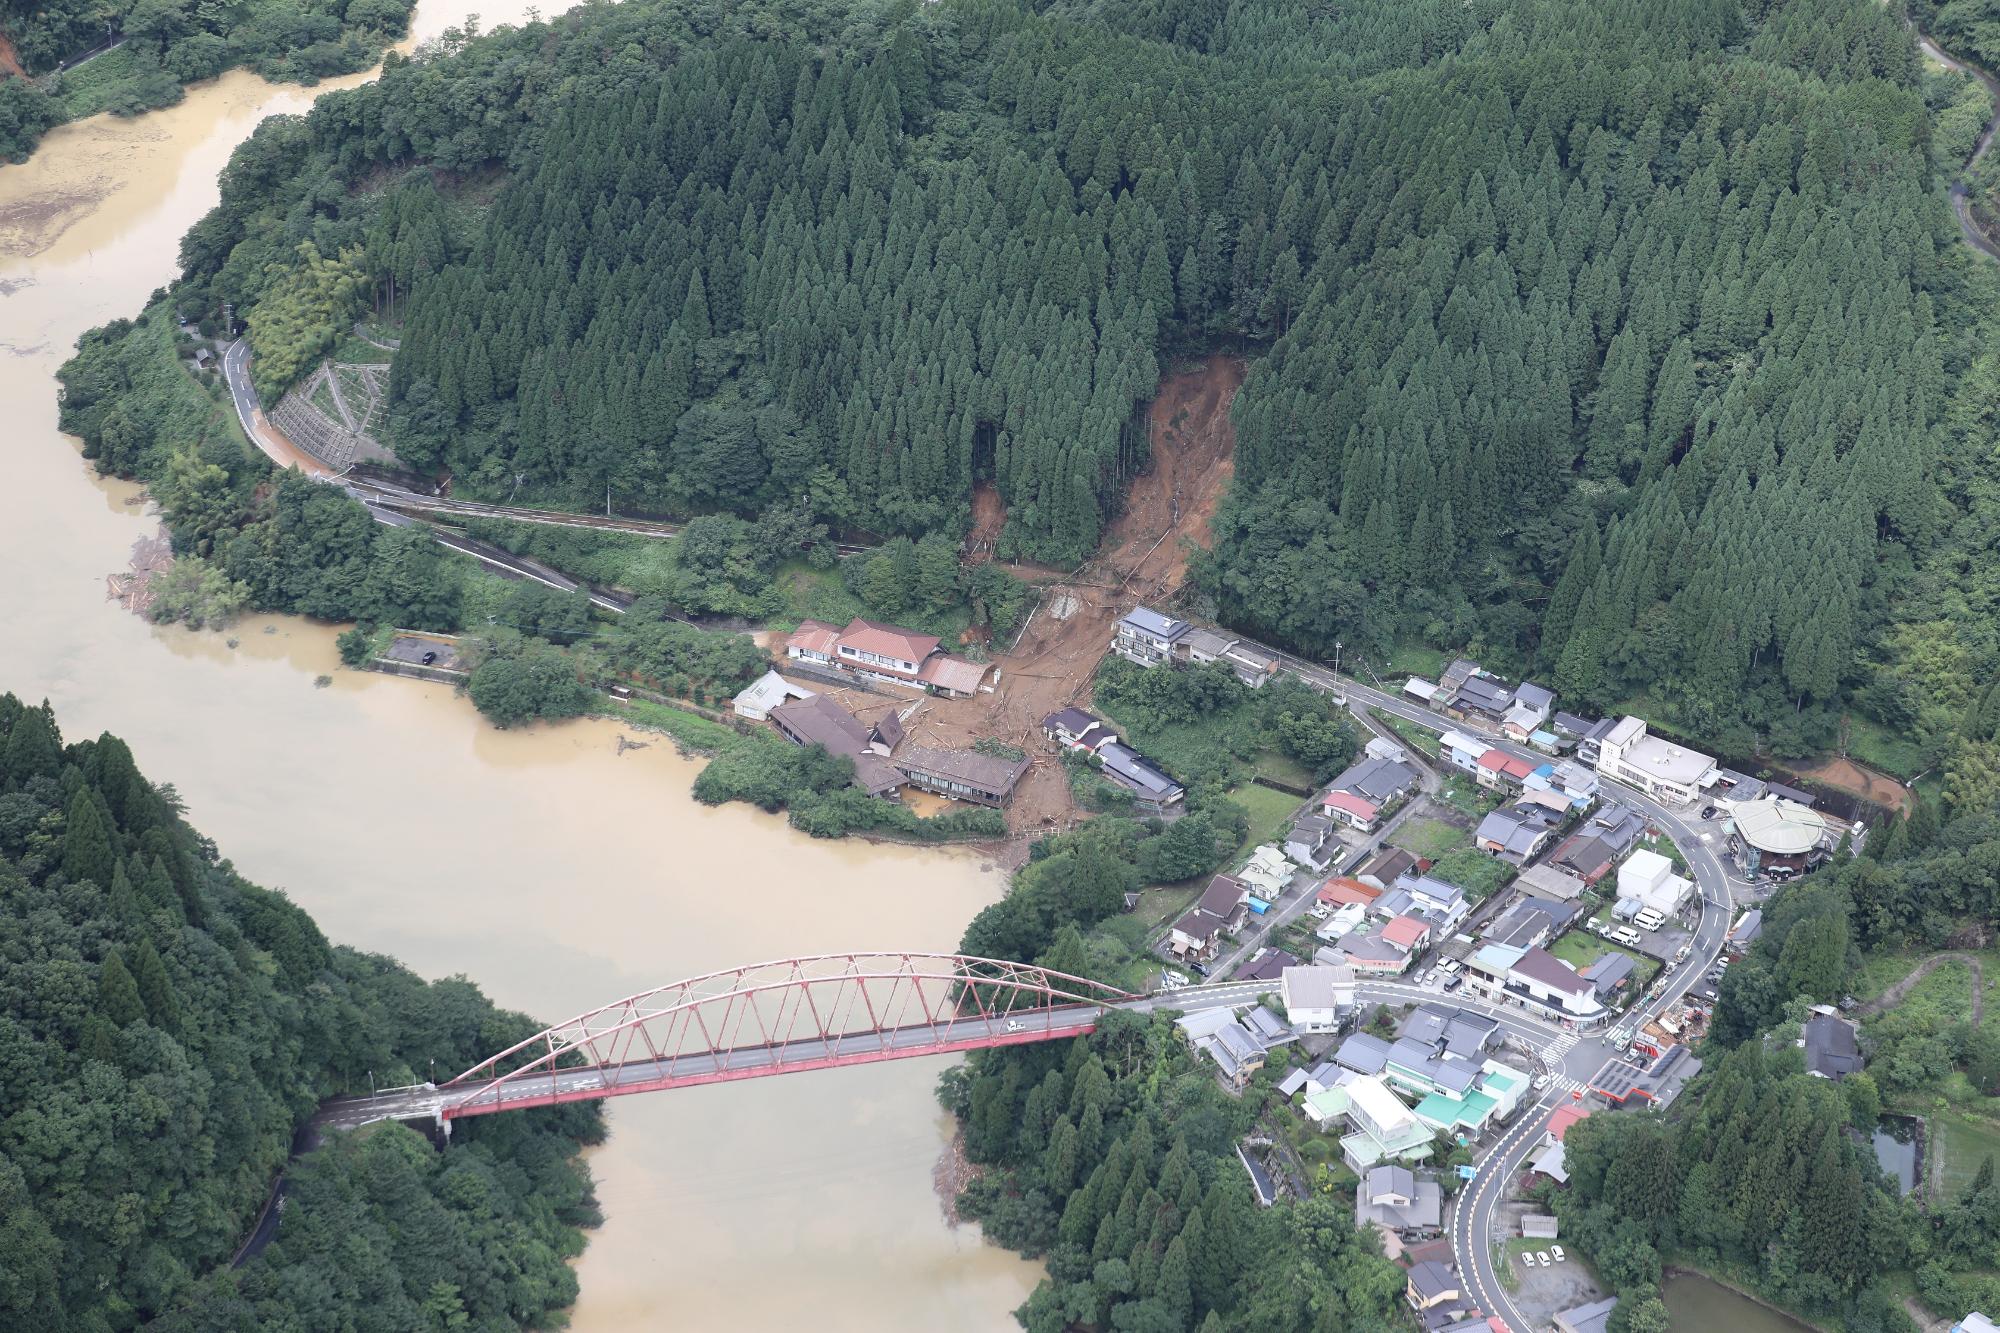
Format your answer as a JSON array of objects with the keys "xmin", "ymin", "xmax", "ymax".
[{"xmin": 915, "ymin": 353, "xmax": 1246, "ymax": 840}]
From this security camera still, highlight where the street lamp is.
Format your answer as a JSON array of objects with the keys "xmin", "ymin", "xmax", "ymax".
[{"xmin": 1333, "ymin": 639, "xmax": 1342, "ymax": 680}]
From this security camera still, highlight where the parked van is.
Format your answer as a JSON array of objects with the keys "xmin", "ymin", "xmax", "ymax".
[
  {"xmin": 1633, "ymin": 908, "xmax": 1665, "ymax": 932},
  {"xmin": 1612, "ymin": 926, "xmax": 1643, "ymax": 948}
]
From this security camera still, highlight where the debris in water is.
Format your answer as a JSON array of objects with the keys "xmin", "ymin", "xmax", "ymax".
[
  {"xmin": 105, "ymin": 528, "xmax": 174, "ymax": 618},
  {"xmin": 615, "ymin": 734, "xmax": 650, "ymax": 755},
  {"xmin": 313, "ymin": 675, "xmax": 332, "ymax": 689}
]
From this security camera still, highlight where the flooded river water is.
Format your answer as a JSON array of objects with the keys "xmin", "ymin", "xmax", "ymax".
[{"xmin": 0, "ymin": 14, "xmax": 1038, "ymax": 1329}]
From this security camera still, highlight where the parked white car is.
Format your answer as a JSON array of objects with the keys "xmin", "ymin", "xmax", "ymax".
[
  {"xmin": 1439, "ymin": 957, "xmax": 1461, "ymax": 974},
  {"xmin": 1552, "ymin": 1245, "xmax": 1566, "ymax": 1263},
  {"xmin": 1534, "ymin": 1251, "xmax": 1550, "ymax": 1267}
]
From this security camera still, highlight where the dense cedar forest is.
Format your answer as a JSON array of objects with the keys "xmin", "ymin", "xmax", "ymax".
[
  {"xmin": 0, "ymin": 694, "xmax": 601, "ymax": 1330},
  {"xmin": 54, "ymin": 0, "xmax": 2000, "ymax": 801},
  {"xmin": 0, "ymin": 0, "xmax": 415, "ymax": 163}
]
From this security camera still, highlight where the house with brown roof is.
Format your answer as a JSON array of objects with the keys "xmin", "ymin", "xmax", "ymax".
[
  {"xmin": 768, "ymin": 695, "xmax": 906, "ymax": 797},
  {"xmin": 784, "ymin": 617, "xmax": 988, "ymax": 697},
  {"xmin": 892, "ymin": 744, "xmax": 1030, "ymax": 808},
  {"xmin": 1170, "ymin": 875, "xmax": 1249, "ymax": 960}
]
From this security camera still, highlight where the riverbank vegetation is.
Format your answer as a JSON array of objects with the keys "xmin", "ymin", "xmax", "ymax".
[
  {"xmin": 0, "ymin": 693, "xmax": 602, "ymax": 1328},
  {"xmin": 0, "ymin": 0, "xmax": 416, "ymax": 163}
]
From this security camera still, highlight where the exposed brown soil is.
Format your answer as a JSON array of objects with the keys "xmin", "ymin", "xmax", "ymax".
[
  {"xmin": 965, "ymin": 481, "xmax": 1006, "ymax": 559},
  {"xmin": 913, "ymin": 352, "xmax": 1246, "ymax": 839},
  {"xmin": 0, "ymin": 33, "xmax": 25, "ymax": 80},
  {"xmin": 1792, "ymin": 753, "xmax": 1912, "ymax": 814}
]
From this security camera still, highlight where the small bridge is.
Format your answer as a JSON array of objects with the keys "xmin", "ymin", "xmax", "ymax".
[{"xmin": 315, "ymin": 953, "xmax": 1142, "ymax": 1133}]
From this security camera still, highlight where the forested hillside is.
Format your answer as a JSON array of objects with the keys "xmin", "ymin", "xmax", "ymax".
[
  {"xmin": 0, "ymin": 0, "xmax": 414, "ymax": 163},
  {"xmin": 0, "ymin": 693, "xmax": 601, "ymax": 1329},
  {"xmin": 63, "ymin": 0, "xmax": 2000, "ymax": 775}
]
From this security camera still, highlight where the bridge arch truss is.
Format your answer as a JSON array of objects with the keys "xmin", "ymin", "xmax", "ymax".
[{"xmin": 436, "ymin": 953, "xmax": 1137, "ymax": 1120}]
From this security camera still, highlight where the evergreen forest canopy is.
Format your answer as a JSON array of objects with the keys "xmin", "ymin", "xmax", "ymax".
[
  {"xmin": 70, "ymin": 0, "xmax": 2000, "ymax": 785},
  {"xmin": 0, "ymin": 694, "xmax": 602, "ymax": 1330}
]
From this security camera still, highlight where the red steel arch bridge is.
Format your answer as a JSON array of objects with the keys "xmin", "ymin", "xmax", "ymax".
[{"xmin": 314, "ymin": 953, "xmax": 1145, "ymax": 1134}]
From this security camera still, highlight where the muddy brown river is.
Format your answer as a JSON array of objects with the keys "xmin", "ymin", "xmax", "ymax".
[{"xmin": 0, "ymin": 14, "xmax": 1036, "ymax": 1327}]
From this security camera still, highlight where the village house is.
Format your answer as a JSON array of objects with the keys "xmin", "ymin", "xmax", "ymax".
[
  {"xmin": 1382, "ymin": 914, "xmax": 1432, "ymax": 954},
  {"xmin": 1321, "ymin": 754, "xmax": 1421, "ymax": 831},
  {"xmin": 1501, "ymin": 681, "xmax": 1556, "ymax": 740},
  {"xmin": 1578, "ymin": 951, "xmax": 1636, "ymax": 1006},
  {"xmin": 1555, "ymin": 1298, "xmax": 1619, "ymax": 1333},
  {"xmin": 1112, "ymin": 606, "xmax": 1189, "ymax": 667},
  {"xmin": 1304, "ymin": 1072, "xmax": 1438, "ymax": 1170},
  {"xmin": 1236, "ymin": 947, "xmax": 1299, "ymax": 984},
  {"xmin": 1178, "ymin": 626, "xmax": 1280, "ymax": 687},
  {"xmin": 892, "ymin": 744, "xmax": 1030, "ymax": 808},
  {"xmin": 1336, "ymin": 925, "xmax": 1416, "ymax": 976},
  {"xmin": 1524, "ymin": 758, "xmax": 1600, "ymax": 810},
  {"xmin": 1355, "ymin": 1165, "xmax": 1443, "ymax": 1237},
  {"xmin": 1480, "ymin": 896, "xmax": 1575, "ymax": 952},
  {"xmin": 1318, "ymin": 876, "xmax": 1383, "ymax": 910},
  {"xmin": 783, "ymin": 617, "xmax": 989, "ymax": 698},
  {"xmin": 731, "ymin": 669, "xmax": 815, "ymax": 722},
  {"xmin": 1168, "ymin": 874, "xmax": 1249, "ymax": 960},
  {"xmin": 1375, "ymin": 873, "xmax": 1471, "ymax": 933},
  {"xmin": 1474, "ymin": 748, "xmax": 1537, "ymax": 791},
  {"xmin": 1474, "ymin": 804, "xmax": 1559, "ymax": 864},
  {"xmin": 1544, "ymin": 803, "xmax": 1649, "ymax": 884},
  {"xmin": 1174, "ymin": 1008, "xmax": 1274, "ymax": 1088},
  {"xmin": 1437, "ymin": 658, "xmax": 1514, "ymax": 725},
  {"xmin": 1592, "ymin": 715, "xmax": 1718, "ymax": 804},
  {"xmin": 1096, "ymin": 741, "xmax": 1186, "ymax": 811},
  {"xmin": 1802, "ymin": 1008, "xmax": 1864, "ymax": 1079},
  {"xmin": 1041, "ymin": 706, "xmax": 1118, "ymax": 753},
  {"xmin": 1440, "ymin": 731, "xmax": 1487, "ymax": 775},
  {"xmin": 1404, "ymin": 1261, "xmax": 1462, "ymax": 1314},
  {"xmin": 1516, "ymin": 862, "xmax": 1589, "ymax": 904},
  {"xmin": 1284, "ymin": 813, "xmax": 1338, "ymax": 869},
  {"xmin": 767, "ymin": 694, "xmax": 1031, "ymax": 807},
  {"xmin": 1237, "ymin": 845, "xmax": 1294, "ymax": 905},
  {"xmin": 1352, "ymin": 846, "xmax": 1418, "ymax": 888},
  {"xmin": 1282, "ymin": 964, "xmax": 1355, "ymax": 1032},
  {"xmin": 767, "ymin": 694, "xmax": 906, "ymax": 797},
  {"xmin": 1616, "ymin": 848, "xmax": 1693, "ymax": 919},
  {"xmin": 1466, "ymin": 943, "xmax": 1603, "ymax": 1021},
  {"xmin": 1728, "ymin": 908, "xmax": 1764, "ymax": 953},
  {"xmin": 1315, "ymin": 901, "xmax": 1369, "ymax": 944},
  {"xmin": 1531, "ymin": 1104, "xmax": 1591, "ymax": 1182}
]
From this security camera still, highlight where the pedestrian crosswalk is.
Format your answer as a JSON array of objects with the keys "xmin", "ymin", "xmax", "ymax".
[
  {"xmin": 1542, "ymin": 1074, "xmax": 1585, "ymax": 1094},
  {"xmin": 1540, "ymin": 1031, "xmax": 1579, "ymax": 1063}
]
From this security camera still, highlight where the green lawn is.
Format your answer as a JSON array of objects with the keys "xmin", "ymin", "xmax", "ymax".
[
  {"xmin": 1252, "ymin": 749, "xmax": 1317, "ymax": 791},
  {"xmin": 595, "ymin": 697, "xmax": 737, "ymax": 753},
  {"xmin": 1437, "ymin": 775, "xmax": 1497, "ymax": 819},
  {"xmin": 1933, "ymin": 1111, "xmax": 2000, "ymax": 1197},
  {"xmin": 1548, "ymin": 930, "xmax": 1660, "ymax": 988},
  {"xmin": 1635, "ymin": 832, "xmax": 1687, "ymax": 873},
  {"xmin": 1393, "ymin": 817, "xmax": 1468, "ymax": 860},
  {"xmin": 1228, "ymin": 782, "xmax": 1307, "ymax": 855},
  {"xmin": 1381, "ymin": 714, "xmax": 1442, "ymax": 761},
  {"xmin": 1385, "ymin": 643, "xmax": 1448, "ymax": 679},
  {"xmin": 1430, "ymin": 847, "xmax": 1514, "ymax": 900},
  {"xmin": 1842, "ymin": 714, "xmax": 1926, "ymax": 782}
]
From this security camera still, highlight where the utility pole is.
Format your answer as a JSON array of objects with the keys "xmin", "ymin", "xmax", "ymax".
[{"xmin": 1333, "ymin": 639, "xmax": 1342, "ymax": 681}]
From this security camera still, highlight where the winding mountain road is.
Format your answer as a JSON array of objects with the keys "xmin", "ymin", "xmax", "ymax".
[{"xmin": 1920, "ymin": 32, "xmax": 2000, "ymax": 261}]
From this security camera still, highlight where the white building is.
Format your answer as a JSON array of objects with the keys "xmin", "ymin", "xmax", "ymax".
[
  {"xmin": 731, "ymin": 670, "xmax": 816, "ymax": 721},
  {"xmin": 1592, "ymin": 716, "xmax": 1718, "ymax": 804},
  {"xmin": 1282, "ymin": 965, "xmax": 1355, "ymax": 1032},
  {"xmin": 1616, "ymin": 848, "xmax": 1693, "ymax": 917}
]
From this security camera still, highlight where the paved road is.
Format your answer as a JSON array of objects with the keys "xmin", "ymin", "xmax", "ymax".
[
  {"xmin": 221, "ymin": 339, "xmax": 340, "ymax": 479},
  {"xmin": 1920, "ymin": 32, "xmax": 2000, "ymax": 262},
  {"xmin": 1289, "ymin": 668, "xmax": 1736, "ymax": 1329},
  {"xmin": 1207, "ymin": 796, "xmax": 1434, "ymax": 981}
]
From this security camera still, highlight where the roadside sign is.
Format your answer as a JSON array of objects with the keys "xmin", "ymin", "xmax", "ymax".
[{"xmin": 1458, "ymin": 1164, "xmax": 1477, "ymax": 1179}]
